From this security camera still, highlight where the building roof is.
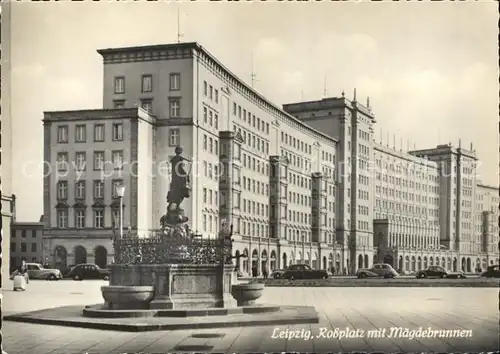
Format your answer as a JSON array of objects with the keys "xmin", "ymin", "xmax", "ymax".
[{"xmin": 97, "ymin": 42, "xmax": 338, "ymax": 145}]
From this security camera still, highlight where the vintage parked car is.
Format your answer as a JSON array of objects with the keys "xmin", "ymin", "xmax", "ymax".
[
  {"xmin": 270, "ymin": 269, "xmax": 286, "ymax": 279},
  {"xmin": 25, "ymin": 263, "xmax": 63, "ymax": 280},
  {"xmin": 416, "ymin": 266, "xmax": 449, "ymax": 279},
  {"xmin": 481, "ymin": 265, "xmax": 500, "ymax": 278},
  {"xmin": 281, "ymin": 264, "xmax": 329, "ymax": 280},
  {"xmin": 67, "ymin": 263, "xmax": 110, "ymax": 281},
  {"xmin": 356, "ymin": 263, "xmax": 399, "ymax": 279}
]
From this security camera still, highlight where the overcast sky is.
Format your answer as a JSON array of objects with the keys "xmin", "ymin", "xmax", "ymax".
[{"xmin": 9, "ymin": 2, "xmax": 499, "ymax": 221}]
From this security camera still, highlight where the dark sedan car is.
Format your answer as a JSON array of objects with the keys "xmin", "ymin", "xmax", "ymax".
[
  {"xmin": 67, "ymin": 263, "xmax": 110, "ymax": 280},
  {"xmin": 416, "ymin": 266, "xmax": 466, "ymax": 279},
  {"xmin": 481, "ymin": 265, "xmax": 500, "ymax": 278},
  {"xmin": 281, "ymin": 264, "xmax": 329, "ymax": 280}
]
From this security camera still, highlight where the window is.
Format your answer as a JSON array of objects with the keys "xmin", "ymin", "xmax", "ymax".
[
  {"xmin": 203, "ymin": 107, "xmax": 208, "ymax": 123},
  {"xmin": 112, "ymin": 180, "xmax": 123, "ymax": 198},
  {"xmin": 114, "ymin": 76, "xmax": 125, "ymax": 94},
  {"xmin": 75, "ymin": 181, "xmax": 86, "ymax": 199},
  {"xmin": 93, "ymin": 180, "xmax": 104, "ymax": 199},
  {"xmin": 113, "ymin": 100, "xmax": 125, "ymax": 109},
  {"xmin": 57, "ymin": 126, "xmax": 68, "ymax": 143},
  {"xmin": 94, "ymin": 209, "xmax": 104, "ymax": 228},
  {"xmin": 75, "ymin": 209, "xmax": 86, "ymax": 228},
  {"xmin": 94, "ymin": 124, "xmax": 104, "ymax": 142},
  {"xmin": 170, "ymin": 99, "xmax": 180, "ymax": 118},
  {"xmin": 112, "ymin": 150, "xmax": 124, "ymax": 170},
  {"xmin": 21, "ymin": 243, "xmax": 27, "ymax": 252},
  {"xmin": 209, "ymin": 85, "xmax": 213, "ymax": 99},
  {"xmin": 141, "ymin": 99, "xmax": 153, "ymax": 113},
  {"xmin": 75, "ymin": 152, "xmax": 86, "ymax": 170},
  {"xmin": 57, "ymin": 153, "xmax": 68, "ymax": 171},
  {"xmin": 170, "ymin": 73, "xmax": 180, "ymax": 91},
  {"xmin": 169, "ymin": 129, "xmax": 180, "ymax": 146},
  {"xmin": 203, "ymin": 81, "xmax": 208, "ymax": 96},
  {"xmin": 112, "ymin": 123, "xmax": 123, "ymax": 141},
  {"xmin": 73, "ymin": 125, "xmax": 87, "ymax": 143},
  {"xmin": 215, "ymin": 89, "xmax": 219, "ymax": 103},
  {"xmin": 31, "ymin": 243, "xmax": 37, "ymax": 252},
  {"xmin": 214, "ymin": 114, "xmax": 219, "ymax": 129},
  {"xmin": 10, "ymin": 242, "xmax": 15, "ymax": 252},
  {"xmin": 57, "ymin": 181, "xmax": 68, "ymax": 199},
  {"xmin": 93, "ymin": 151, "xmax": 105, "ymax": 170},
  {"xmin": 141, "ymin": 74, "xmax": 152, "ymax": 93}
]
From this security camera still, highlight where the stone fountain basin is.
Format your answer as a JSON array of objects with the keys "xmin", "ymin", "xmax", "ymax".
[
  {"xmin": 231, "ymin": 282, "xmax": 265, "ymax": 306},
  {"xmin": 101, "ymin": 285, "xmax": 155, "ymax": 310}
]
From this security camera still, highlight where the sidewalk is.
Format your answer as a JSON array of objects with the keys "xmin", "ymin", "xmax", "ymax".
[{"xmin": 2, "ymin": 281, "xmax": 498, "ymax": 353}]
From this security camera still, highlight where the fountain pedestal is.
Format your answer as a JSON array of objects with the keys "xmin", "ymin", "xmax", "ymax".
[{"xmin": 107, "ymin": 263, "xmax": 235, "ymax": 310}]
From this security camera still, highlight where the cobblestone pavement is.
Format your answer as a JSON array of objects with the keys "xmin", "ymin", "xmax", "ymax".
[{"xmin": 2, "ymin": 280, "xmax": 498, "ymax": 353}]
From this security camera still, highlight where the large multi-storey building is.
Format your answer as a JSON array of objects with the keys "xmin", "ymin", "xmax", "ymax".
[
  {"xmin": 43, "ymin": 42, "xmax": 339, "ymax": 274},
  {"xmin": 42, "ymin": 42, "xmax": 498, "ymax": 275},
  {"xmin": 283, "ymin": 97, "xmax": 499, "ymax": 273}
]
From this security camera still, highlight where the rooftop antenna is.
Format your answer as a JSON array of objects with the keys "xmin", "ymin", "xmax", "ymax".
[
  {"xmin": 366, "ymin": 96, "xmax": 370, "ymax": 108},
  {"xmin": 177, "ymin": 8, "xmax": 184, "ymax": 43},
  {"xmin": 251, "ymin": 53, "xmax": 259, "ymax": 88},
  {"xmin": 341, "ymin": 90, "xmax": 345, "ymax": 98},
  {"xmin": 353, "ymin": 88, "xmax": 357, "ymax": 102}
]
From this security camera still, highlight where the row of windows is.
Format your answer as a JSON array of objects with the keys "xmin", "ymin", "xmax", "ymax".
[
  {"xmin": 241, "ymin": 177, "xmax": 269, "ymax": 197},
  {"xmin": 281, "ymin": 149, "xmax": 312, "ymax": 173},
  {"xmin": 56, "ymin": 180, "xmax": 123, "ymax": 200},
  {"xmin": 114, "ymin": 73, "xmax": 181, "ymax": 95},
  {"xmin": 202, "ymin": 134, "xmax": 219, "ymax": 155},
  {"xmin": 242, "ymin": 153, "xmax": 269, "ymax": 176},
  {"xmin": 56, "ymin": 208, "xmax": 120, "ymax": 228},
  {"xmin": 233, "ymin": 102, "xmax": 270, "ymax": 135},
  {"xmin": 203, "ymin": 81, "xmax": 219, "ymax": 103},
  {"xmin": 234, "ymin": 124, "xmax": 270, "ymax": 156},
  {"xmin": 57, "ymin": 123, "xmax": 123, "ymax": 144},
  {"xmin": 375, "ymin": 187, "xmax": 440, "ymax": 206},
  {"xmin": 281, "ymin": 132, "xmax": 313, "ymax": 156},
  {"xmin": 11, "ymin": 242, "xmax": 37, "ymax": 253},
  {"xmin": 57, "ymin": 150, "xmax": 124, "ymax": 171},
  {"xmin": 203, "ymin": 106, "xmax": 219, "ymax": 129},
  {"xmin": 242, "ymin": 199, "xmax": 268, "ymax": 218},
  {"xmin": 113, "ymin": 98, "xmax": 181, "ymax": 118},
  {"xmin": 375, "ymin": 200, "xmax": 440, "ymax": 218},
  {"xmin": 376, "ymin": 173, "xmax": 440, "ymax": 193},
  {"xmin": 12, "ymin": 230, "xmax": 38, "ymax": 238}
]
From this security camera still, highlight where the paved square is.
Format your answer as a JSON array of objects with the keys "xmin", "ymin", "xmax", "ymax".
[{"xmin": 2, "ymin": 280, "xmax": 498, "ymax": 353}]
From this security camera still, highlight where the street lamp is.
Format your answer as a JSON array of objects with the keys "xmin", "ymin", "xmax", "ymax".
[{"xmin": 116, "ymin": 184, "xmax": 126, "ymax": 239}]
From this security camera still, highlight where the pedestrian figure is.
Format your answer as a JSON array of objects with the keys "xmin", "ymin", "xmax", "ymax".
[{"xmin": 262, "ymin": 262, "xmax": 269, "ymax": 279}]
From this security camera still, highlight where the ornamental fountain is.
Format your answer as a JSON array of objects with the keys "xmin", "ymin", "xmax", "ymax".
[{"xmin": 87, "ymin": 146, "xmax": 263, "ymax": 314}]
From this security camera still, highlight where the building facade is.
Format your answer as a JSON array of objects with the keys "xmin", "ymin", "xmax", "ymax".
[
  {"xmin": 43, "ymin": 43, "xmax": 339, "ymax": 274},
  {"xmin": 283, "ymin": 98, "xmax": 499, "ymax": 273},
  {"xmin": 10, "ymin": 220, "xmax": 44, "ymax": 270},
  {"xmin": 42, "ymin": 108, "xmax": 155, "ymax": 270},
  {"xmin": 42, "ymin": 42, "xmax": 498, "ymax": 275}
]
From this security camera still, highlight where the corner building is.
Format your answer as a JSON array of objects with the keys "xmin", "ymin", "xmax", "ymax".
[{"xmin": 43, "ymin": 43, "xmax": 338, "ymax": 275}]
